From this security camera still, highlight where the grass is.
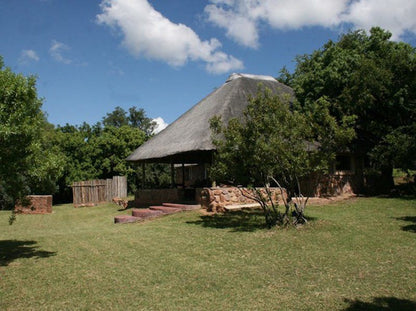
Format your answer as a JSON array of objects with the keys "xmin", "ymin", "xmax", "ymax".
[{"xmin": 0, "ymin": 197, "xmax": 415, "ymax": 310}]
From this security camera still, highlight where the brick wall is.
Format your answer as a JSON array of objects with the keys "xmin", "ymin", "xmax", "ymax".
[{"xmin": 14, "ymin": 195, "xmax": 53, "ymax": 214}]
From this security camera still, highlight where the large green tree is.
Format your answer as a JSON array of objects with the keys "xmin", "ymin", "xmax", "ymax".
[
  {"xmin": 283, "ymin": 27, "xmax": 416, "ymax": 191},
  {"xmin": 26, "ymin": 118, "xmax": 65, "ymax": 195},
  {"xmin": 210, "ymin": 88, "xmax": 353, "ymax": 227},
  {"xmin": 0, "ymin": 57, "xmax": 63, "ymax": 209}
]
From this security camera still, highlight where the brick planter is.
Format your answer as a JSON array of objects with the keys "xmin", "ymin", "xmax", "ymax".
[{"xmin": 14, "ymin": 195, "xmax": 53, "ymax": 214}]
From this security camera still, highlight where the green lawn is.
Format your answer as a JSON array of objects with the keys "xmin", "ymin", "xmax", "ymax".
[{"xmin": 1, "ymin": 197, "xmax": 415, "ymax": 310}]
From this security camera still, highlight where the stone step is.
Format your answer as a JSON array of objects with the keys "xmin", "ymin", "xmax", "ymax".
[
  {"xmin": 132, "ymin": 208, "xmax": 164, "ymax": 218},
  {"xmin": 149, "ymin": 206, "xmax": 182, "ymax": 214},
  {"xmin": 162, "ymin": 203, "xmax": 200, "ymax": 211},
  {"xmin": 114, "ymin": 215, "xmax": 141, "ymax": 224},
  {"xmin": 115, "ymin": 204, "xmax": 196, "ymax": 224}
]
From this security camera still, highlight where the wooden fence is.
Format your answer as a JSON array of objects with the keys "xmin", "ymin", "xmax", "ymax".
[{"xmin": 72, "ymin": 176, "xmax": 127, "ymax": 207}]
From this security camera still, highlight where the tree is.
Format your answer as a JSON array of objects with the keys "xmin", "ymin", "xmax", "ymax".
[
  {"xmin": 210, "ymin": 88, "xmax": 353, "ymax": 227},
  {"xmin": 103, "ymin": 106, "xmax": 156, "ymax": 136},
  {"xmin": 285, "ymin": 27, "xmax": 416, "ymax": 191},
  {"xmin": 370, "ymin": 124, "xmax": 416, "ymax": 176},
  {"xmin": 0, "ymin": 57, "xmax": 63, "ymax": 210},
  {"xmin": 26, "ymin": 118, "xmax": 65, "ymax": 195},
  {"xmin": 128, "ymin": 106, "xmax": 156, "ymax": 136},
  {"xmin": 53, "ymin": 123, "xmax": 101, "ymax": 202},
  {"xmin": 92, "ymin": 125, "xmax": 146, "ymax": 193},
  {"xmin": 102, "ymin": 106, "xmax": 128, "ymax": 128}
]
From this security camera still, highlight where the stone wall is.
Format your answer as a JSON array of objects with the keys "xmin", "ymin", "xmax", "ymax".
[
  {"xmin": 302, "ymin": 173, "xmax": 363, "ymax": 197},
  {"xmin": 315, "ymin": 174, "xmax": 355, "ymax": 196},
  {"xmin": 200, "ymin": 187, "xmax": 285, "ymax": 212},
  {"xmin": 14, "ymin": 195, "xmax": 53, "ymax": 214}
]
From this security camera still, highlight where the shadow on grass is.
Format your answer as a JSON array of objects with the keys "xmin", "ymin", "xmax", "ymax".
[
  {"xmin": 187, "ymin": 210, "xmax": 317, "ymax": 232},
  {"xmin": 0, "ymin": 240, "xmax": 56, "ymax": 266},
  {"xmin": 387, "ymin": 194, "xmax": 416, "ymax": 201},
  {"xmin": 391, "ymin": 181, "xmax": 416, "ymax": 198},
  {"xmin": 187, "ymin": 210, "xmax": 266, "ymax": 232},
  {"xmin": 395, "ymin": 216, "xmax": 416, "ymax": 233},
  {"xmin": 343, "ymin": 297, "xmax": 416, "ymax": 311}
]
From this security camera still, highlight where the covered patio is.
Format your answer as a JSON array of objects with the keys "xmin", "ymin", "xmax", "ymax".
[{"xmin": 126, "ymin": 73, "xmax": 294, "ymax": 208}]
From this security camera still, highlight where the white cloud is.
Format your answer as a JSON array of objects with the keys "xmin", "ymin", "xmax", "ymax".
[
  {"xmin": 18, "ymin": 49, "xmax": 40, "ymax": 64},
  {"xmin": 205, "ymin": 0, "xmax": 416, "ymax": 47},
  {"xmin": 96, "ymin": 0, "xmax": 243, "ymax": 74},
  {"xmin": 205, "ymin": 0, "xmax": 347, "ymax": 47},
  {"xmin": 49, "ymin": 40, "xmax": 72, "ymax": 64},
  {"xmin": 205, "ymin": 4, "xmax": 259, "ymax": 48},
  {"xmin": 152, "ymin": 117, "xmax": 168, "ymax": 134},
  {"xmin": 342, "ymin": 0, "xmax": 416, "ymax": 40}
]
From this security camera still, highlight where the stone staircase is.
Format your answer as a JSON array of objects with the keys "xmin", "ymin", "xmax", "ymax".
[{"xmin": 114, "ymin": 203, "xmax": 200, "ymax": 224}]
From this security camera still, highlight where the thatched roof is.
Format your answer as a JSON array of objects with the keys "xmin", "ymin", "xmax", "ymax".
[{"xmin": 126, "ymin": 73, "xmax": 294, "ymax": 163}]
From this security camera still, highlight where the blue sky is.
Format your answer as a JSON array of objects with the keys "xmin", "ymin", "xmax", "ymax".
[{"xmin": 1, "ymin": 0, "xmax": 415, "ymax": 131}]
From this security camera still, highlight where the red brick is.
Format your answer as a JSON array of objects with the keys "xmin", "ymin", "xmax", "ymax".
[
  {"xmin": 14, "ymin": 195, "xmax": 52, "ymax": 214},
  {"xmin": 162, "ymin": 203, "xmax": 200, "ymax": 211},
  {"xmin": 131, "ymin": 208, "xmax": 163, "ymax": 218},
  {"xmin": 149, "ymin": 206, "xmax": 181, "ymax": 214}
]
